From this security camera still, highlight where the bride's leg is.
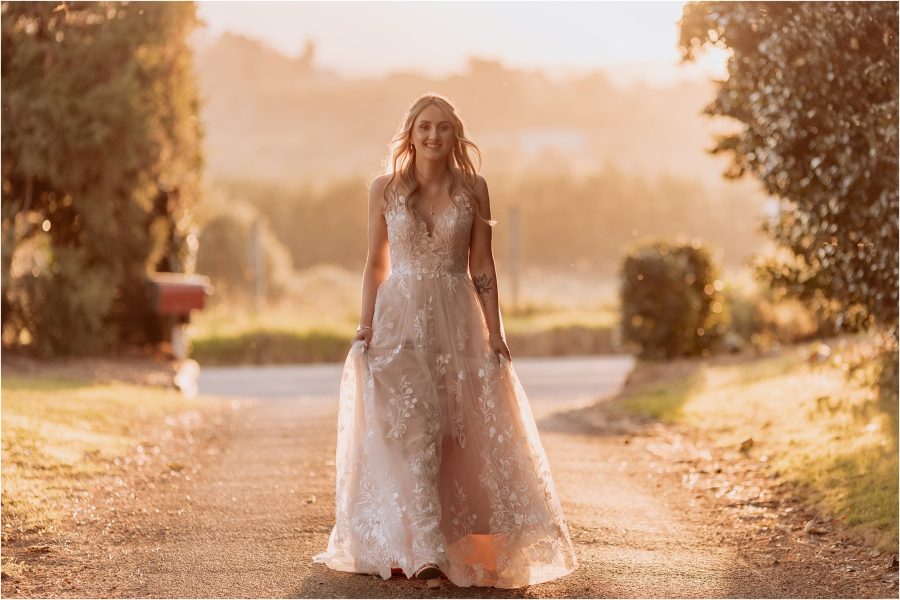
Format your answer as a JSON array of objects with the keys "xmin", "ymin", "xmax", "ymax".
[{"xmin": 370, "ymin": 346, "xmax": 448, "ymax": 572}]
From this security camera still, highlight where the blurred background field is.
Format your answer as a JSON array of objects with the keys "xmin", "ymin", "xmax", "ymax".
[
  {"xmin": 189, "ymin": 263, "xmax": 622, "ymax": 363},
  {"xmin": 175, "ymin": 10, "xmax": 773, "ymax": 361}
]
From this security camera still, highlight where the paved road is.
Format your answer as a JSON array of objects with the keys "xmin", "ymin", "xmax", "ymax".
[{"xmin": 197, "ymin": 354, "xmax": 635, "ymax": 418}]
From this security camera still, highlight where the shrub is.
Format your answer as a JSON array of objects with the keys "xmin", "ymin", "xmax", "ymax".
[
  {"xmin": 6, "ymin": 242, "xmax": 118, "ymax": 357},
  {"xmin": 620, "ymin": 239, "xmax": 727, "ymax": 359},
  {"xmin": 722, "ymin": 270, "xmax": 823, "ymax": 353}
]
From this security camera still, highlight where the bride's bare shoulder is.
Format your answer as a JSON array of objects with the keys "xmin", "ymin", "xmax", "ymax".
[
  {"xmin": 367, "ymin": 175, "xmax": 394, "ymax": 216},
  {"xmin": 371, "ymin": 174, "xmax": 400, "ymax": 202},
  {"xmin": 370, "ymin": 174, "xmax": 392, "ymax": 194},
  {"xmin": 469, "ymin": 174, "xmax": 490, "ymax": 207},
  {"xmin": 455, "ymin": 170, "xmax": 486, "ymax": 196},
  {"xmin": 473, "ymin": 174, "xmax": 489, "ymax": 194}
]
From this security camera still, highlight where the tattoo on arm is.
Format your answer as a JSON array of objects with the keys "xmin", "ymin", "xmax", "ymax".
[{"xmin": 473, "ymin": 273, "xmax": 494, "ymax": 298}]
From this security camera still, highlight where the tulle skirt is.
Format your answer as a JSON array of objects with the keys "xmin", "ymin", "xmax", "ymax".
[{"xmin": 313, "ymin": 270, "xmax": 578, "ymax": 588}]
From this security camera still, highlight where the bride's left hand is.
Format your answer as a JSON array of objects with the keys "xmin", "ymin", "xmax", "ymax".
[{"xmin": 490, "ymin": 332, "xmax": 511, "ymax": 363}]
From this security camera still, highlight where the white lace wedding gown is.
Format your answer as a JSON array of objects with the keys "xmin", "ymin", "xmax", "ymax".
[{"xmin": 313, "ymin": 186, "xmax": 578, "ymax": 588}]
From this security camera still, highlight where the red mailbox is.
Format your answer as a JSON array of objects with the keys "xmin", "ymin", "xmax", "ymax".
[
  {"xmin": 148, "ymin": 273, "xmax": 214, "ymax": 315},
  {"xmin": 144, "ymin": 273, "xmax": 213, "ymax": 390}
]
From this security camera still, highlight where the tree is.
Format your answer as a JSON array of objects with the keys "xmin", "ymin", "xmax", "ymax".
[
  {"xmin": 1, "ymin": 1, "xmax": 204, "ymax": 355},
  {"xmin": 678, "ymin": 2, "xmax": 898, "ymax": 337}
]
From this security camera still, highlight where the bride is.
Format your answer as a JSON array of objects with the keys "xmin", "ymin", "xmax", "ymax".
[{"xmin": 313, "ymin": 93, "xmax": 578, "ymax": 588}]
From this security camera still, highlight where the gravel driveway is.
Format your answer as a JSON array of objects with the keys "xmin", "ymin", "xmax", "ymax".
[{"xmin": 6, "ymin": 355, "xmax": 894, "ymax": 598}]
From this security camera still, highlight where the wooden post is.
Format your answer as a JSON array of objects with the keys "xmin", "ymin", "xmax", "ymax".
[
  {"xmin": 508, "ymin": 205, "xmax": 521, "ymax": 313},
  {"xmin": 251, "ymin": 217, "xmax": 265, "ymax": 311}
]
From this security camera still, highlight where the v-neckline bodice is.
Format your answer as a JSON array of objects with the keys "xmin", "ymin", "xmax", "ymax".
[
  {"xmin": 413, "ymin": 199, "xmax": 457, "ymax": 237},
  {"xmin": 383, "ymin": 186, "xmax": 474, "ymax": 275},
  {"xmin": 393, "ymin": 187, "xmax": 461, "ymax": 237}
]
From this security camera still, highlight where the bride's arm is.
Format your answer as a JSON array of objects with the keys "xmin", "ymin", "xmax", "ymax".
[
  {"xmin": 468, "ymin": 175, "xmax": 503, "ymax": 341},
  {"xmin": 357, "ymin": 175, "xmax": 391, "ymax": 337}
]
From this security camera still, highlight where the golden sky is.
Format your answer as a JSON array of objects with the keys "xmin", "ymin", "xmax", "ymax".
[{"xmin": 194, "ymin": 1, "xmax": 728, "ymax": 88}]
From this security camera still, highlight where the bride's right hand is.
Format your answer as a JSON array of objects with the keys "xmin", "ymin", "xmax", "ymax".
[{"xmin": 353, "ymin": 328, "xmax": 372, "ymax": 347}]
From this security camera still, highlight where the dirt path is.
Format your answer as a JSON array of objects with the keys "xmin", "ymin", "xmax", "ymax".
[{"xmin": 6, "ymin": 382, "xmax": 896, "ymax": 598}]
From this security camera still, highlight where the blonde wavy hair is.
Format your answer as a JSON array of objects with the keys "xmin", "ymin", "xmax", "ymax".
[{"xmin": 381, "ymin": 93, "xmax": 493, "ymax": 225}]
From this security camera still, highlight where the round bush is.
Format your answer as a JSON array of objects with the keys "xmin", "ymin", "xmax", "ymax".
[{"xmin": 620, "ymin": 240, "xmax": 727, "ymax": 359}]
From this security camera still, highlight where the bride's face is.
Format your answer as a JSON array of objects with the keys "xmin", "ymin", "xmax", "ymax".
[{"xmin": 410, "ymin": 104, "xmax": 455, "ymax": 162}]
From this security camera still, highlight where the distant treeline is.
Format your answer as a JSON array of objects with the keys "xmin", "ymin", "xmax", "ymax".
[
  {"xmin": 195, "ymin": 33, "xmax": 728, "ymax": 187},
  {"xmin": 207, "ymin": 167, "xmax": 767, "ymax": 277}
]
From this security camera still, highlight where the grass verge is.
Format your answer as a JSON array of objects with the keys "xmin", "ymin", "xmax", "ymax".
[
  {"xmin": 616, "ymin": 338, "xmax": 898, "ymax": 553},
  {"xmin": 1, "ymin": 365, "xmax": 224, "ymax": 580}
]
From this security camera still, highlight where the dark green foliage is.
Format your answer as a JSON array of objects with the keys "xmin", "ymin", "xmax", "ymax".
[
  {"xmin": 722, "ymin": 274, "xmax": 831, "ymax": 351},
  {"xmin": 195, "ymin": 215, "xmax": 253, "ymax": 298},
  {"xmin": 1, "ymin": 2, "xmax": 203, "ymax": 355},
  {"xmin": 620, "ymin": 240, "xmax": 727, "ymax": 359},
  {"xmin": 8, "ymin": 244, "xmax": 118, "ymax": 355},
  {"xmin": 679, "ymin": 2, "xmax": 899, "ymax": 336},
  {"xmin": 195, "ymin": 212, "xmax": 294, "ymax": 304}
]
